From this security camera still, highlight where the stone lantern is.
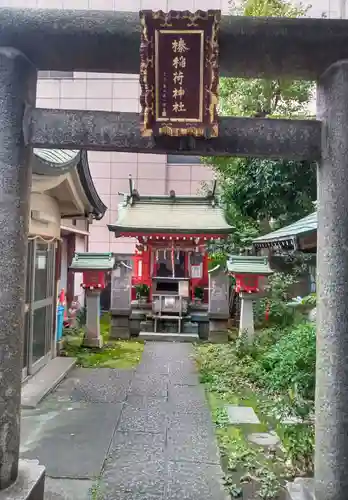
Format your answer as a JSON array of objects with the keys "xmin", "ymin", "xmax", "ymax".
[
  {"xmin": 70, "ymin": 252, "xmax": 115, "ymax": 348},
  {"xmin": 227, "ymin": 255, "xmax": 273, "ymax": 341}
]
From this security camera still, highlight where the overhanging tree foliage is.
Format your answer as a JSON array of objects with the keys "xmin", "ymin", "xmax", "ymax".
[{"xmin": 209, "ymin": 0, "xmax": 317, "ymax": 249}]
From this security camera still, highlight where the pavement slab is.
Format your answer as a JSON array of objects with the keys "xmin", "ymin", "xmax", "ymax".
[
  {"xmin": 117, "ymin": 404, "xmax": 168, "ymax": 434},
  {"xmin": 168, "ymin": 410, "xmax": 216, "ymax": 435},
  {"xmin": 44, "ymin": 478, "xmax": 94, "ymax": 499},
  {"xmin": 51, "ymin": 367, "xmax": 133, "ymax": 403},
  {"xmin": 169, "ymin": 372, "xmax": 200, "ymax": 386},
  {"xmin": 21, "ymin": 401, "xmax": 123, "ymax": 478},
  {"xmin": 166, "ymin": 461, "xmax": 229, "ymax": 500},
  {"xmin": 226, "ymin": 404, "xmax": 261, "ymax": 425},
  {"xmin": 167, "ymin": 427, "xmax": 221, "ymax": 464},
  {"xmin": 102, "ymin": 459, "xmax": 166, "ymax": 500},
  {"xmin": 107, "ymin": 431, "xmax": 166, "ymax": 465},
  {"xmin": 128, "ymin": 372, "xmax": 169, "ymax": 398},
  {"xmin": 247, "ymin": 431, "xmax": 280, "ymax": 447},
  {"xmin": 125, "ymin": 394, "xmax": 169, "ymax": 411},
  {"xmin": 20, "ymin": 342, "xmax": 227, "ymax": 500}
]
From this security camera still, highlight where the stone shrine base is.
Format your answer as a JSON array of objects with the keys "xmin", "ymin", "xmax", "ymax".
[
  {"xmin": 110, "ymin": 315, "xmax": 131, "ymax": 340},
  {"xmin": 0, "ymin": 460, "xmax": 45, "ymax": 500},
  {"xmin": 208, "ymin": 319, "xmax": 229, "ymax": 343}
]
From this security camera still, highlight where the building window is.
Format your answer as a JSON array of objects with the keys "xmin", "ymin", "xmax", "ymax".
[
  {"xmin": 23, "ymin": 240, "xmax": 56, "ymax": 379},
  {"xmin": 38, "ymin": 71, "xmax": 74, "ymax": 79},
  {"xmin": 167, "ymin": 154, "xmax": 201, "ymax": 164}
]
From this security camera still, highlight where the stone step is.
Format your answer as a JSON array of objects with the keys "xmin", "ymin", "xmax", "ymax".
[
  {"xmin": 138, "ymin": 332, "xmax": 199, "ymax": 342},
  {"xmin": 21, "ymin": 356, "xmax": 76, "ymax": 409}
]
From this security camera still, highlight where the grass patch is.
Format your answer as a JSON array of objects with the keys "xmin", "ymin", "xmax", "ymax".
[
  {"xmin": 195, "ymin": 340, "xmax": 314, "ymax": 499},
  {"xmin": 204, "ymin": 381, "xmax": 287, "ymax": 499},
  {"xmin": 62, "ymin": 312, "xmax": 144, "ymax": 369},
  {"xmin": 90, "ymin": 478, "xmax": 105, "ymax": 500}
]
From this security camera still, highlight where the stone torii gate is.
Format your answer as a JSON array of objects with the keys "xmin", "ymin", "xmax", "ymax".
[{"xmin": 0, "ymin": 7, "xmax": 347, "ymax": 500}]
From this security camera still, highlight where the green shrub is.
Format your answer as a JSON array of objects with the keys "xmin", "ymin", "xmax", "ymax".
[
  {"xmin": 194, "ymin": 286, "xmax": 204, "ymax": 300},
  {"xmin": 208, "ymin": 251, "xmax": 227, "ymax": 271},
  {"xmin": 235, "ymin": 327, "xmax": 285, "ymax": 361},
  {"xmin": 301, "ymin": 293, "xmax": 316, "ymax": 307},
  {"xmin": 76, "ymin": 306, "xmax": 86, "ymax": 327},
  {"xmin": 251, "ymin": 322, "xmax": 316, "ymax": 399},
  {"xmin": 135, "ymin": 283, "xmax": 150, "ymax": 298},
  {"xmin": 280, "ymin": 423, "xmax": 314, "ymax": 474},
  {"xmin": 255, "ymin": 272, "xmax": 301, "ymax": 328}
]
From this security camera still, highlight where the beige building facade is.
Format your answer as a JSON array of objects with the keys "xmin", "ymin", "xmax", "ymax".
[{"xmin": 0, "ymin": 0, "xmax": 345, "ymax": 255}]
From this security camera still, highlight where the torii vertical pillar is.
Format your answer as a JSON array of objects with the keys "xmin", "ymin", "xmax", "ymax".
[
  {"xmin": 0, "ymin": 48, "xmax": 45, "ymax": 498},
  {"xmin": 316, "ymin": 60, "xmax": 348, "ymax": 500}
]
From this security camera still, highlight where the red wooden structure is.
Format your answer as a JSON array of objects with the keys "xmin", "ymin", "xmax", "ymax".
[
  {"xmin": 108, "ymin": 186, "xmax": 233, "ymax": 303},
  {"xmin": 81, "ymin": 271, "xmax": 106, "ymax": 290},
  {"xmin": 227, "ymin": 256, "xmax": 273, "ymax": 294}
]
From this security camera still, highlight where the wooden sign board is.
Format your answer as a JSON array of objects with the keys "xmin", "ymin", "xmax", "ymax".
[{"xmin": 140, "ymin": 10, "xmax": 220, "ymax": 138}]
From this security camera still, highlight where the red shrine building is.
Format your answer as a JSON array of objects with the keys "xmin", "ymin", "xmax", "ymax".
[
  {"xmin": 109, "ymin": 188, "xmax": 231, "ymax": 300},
  {"xmin": 108, "ymin": 185, "xmax": 232, "ymax": 340}
]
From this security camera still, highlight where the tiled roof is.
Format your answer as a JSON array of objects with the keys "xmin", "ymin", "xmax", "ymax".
[
  {"xmin": 34, "ymin": 148, "xmax": 79, "ymax": 166},
  {"xmin": 253, "ymin": 212, "xmax": 317, "ymax": 247},
  {"xmin": 32, "ymin": 149, "xmax": 107, "ymax": 220},
  {"xmin": 108, "ymin": 195, "xmax": 232, "ymax": 235},
  {"xmin": 227, "ymin": 255, "xmax": 273, "ymax": 275},
  {"xmin": 69, "ymin": 252, "xmax": 115, "ymax": 271}
]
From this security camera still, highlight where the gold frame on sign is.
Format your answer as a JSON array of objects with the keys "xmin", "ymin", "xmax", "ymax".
[{"xmin": 139, "ymin": 9, "xmax": 220, "ymax": 138}]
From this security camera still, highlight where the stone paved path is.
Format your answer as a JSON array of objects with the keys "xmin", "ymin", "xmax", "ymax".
[{"xmin": 21, "ymin": 342, "xmax": 228, "ymax": 499}]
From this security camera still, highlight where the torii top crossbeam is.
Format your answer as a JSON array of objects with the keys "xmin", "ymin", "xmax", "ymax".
[{"xmin": 2, "ymin": 8, "xmax": 348, "ymax": 79}]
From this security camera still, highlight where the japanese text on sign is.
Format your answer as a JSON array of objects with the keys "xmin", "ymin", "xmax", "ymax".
[{"xmin": 172, "ymin": 37, "xmax": 189, "ymax": 113}]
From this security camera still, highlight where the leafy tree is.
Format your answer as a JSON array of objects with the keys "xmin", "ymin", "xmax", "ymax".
[{"xmin": 209, "ymin": 0, "xmax": 316, "ymax": 247}]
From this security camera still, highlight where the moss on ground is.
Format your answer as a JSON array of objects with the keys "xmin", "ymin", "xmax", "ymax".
[{"xmin": 62, "ymin": 312, "xmax": 144, "ymax": 369}]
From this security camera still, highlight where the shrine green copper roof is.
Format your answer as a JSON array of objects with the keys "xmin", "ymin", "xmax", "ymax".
[
  {"xmin": 253, "ymin": 212, "xmax": 317, "ymax": 248},
  {"xmin": 108, "ymin": 195, "xmax": 232, "ymax": 236},
  {"xmin": 70, "ymin": 252, "xmax": 115, "ymax": 271},
  {"xmin": 227, "ymin": 255, "xmax": 273, "ymax": 275}
]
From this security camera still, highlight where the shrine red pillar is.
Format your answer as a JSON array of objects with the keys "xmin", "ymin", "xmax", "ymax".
[{"xmin": 133, "ymin": 247, "xmax": 151, "ymax": 300}]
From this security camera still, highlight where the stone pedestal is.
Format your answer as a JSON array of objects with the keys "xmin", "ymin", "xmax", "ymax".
[
  {"xmin": 0, "ymin": 460, "xmax": 45, "ymax": 500},
  {"xmin": 110, "ymin": 315, "xmax": 131, "ymax": 340},
  {"xmin": 239, "ymin": 292, "xmax": 255, "ymax": 342},
  {"xmin": 208, "ymin": 319, "xmax": 228, "ymax": 343},
  {"xmin": 315, "ymin": 60, "xmax": 348, "ymax": 500},
  {"xmin": 83, "ymin": 289, "xmax": 103, "ymax": 348},
  {"xmin": 129, "ymin": 309, "xmax": 146, "ymax": 337},
  {"xmin": 0, "ymin": 48, "xmax": 45, "ymax": 494}
]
